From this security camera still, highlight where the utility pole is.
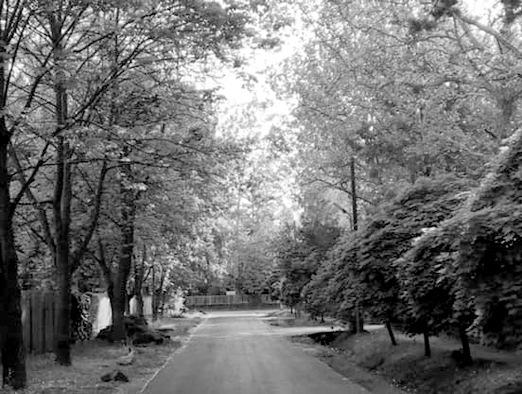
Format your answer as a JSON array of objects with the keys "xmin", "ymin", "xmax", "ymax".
[
  {"xmin": 351, "ymin": 156, "xmax": 361, "ymax": 334},
  {"xmin": 351, "ymin": 156, "xmax": 358, "ymax": 231},
  {"xmin": 234, "ymin": 171, "xmax": 242, "ymax": 294}
]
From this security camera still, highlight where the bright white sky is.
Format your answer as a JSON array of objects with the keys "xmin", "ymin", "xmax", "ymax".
[{"xmin": 463, "ymin": 0, "xmax": 499, "ymax": 18}]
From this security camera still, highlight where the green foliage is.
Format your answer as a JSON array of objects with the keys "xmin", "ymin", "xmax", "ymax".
[
  {"xmin": 398, "ymin": 221, "xmax": 468, "ymax": 337},
  {"xmin": 455, "ymin": 130, "xmax": 522, "ymax": 348},
  {"xmin": 275, "ymin": 220, "xmax": 340, "ymax": 309},
  {"xmin": 301, "ymin": 231, "xmax": 360, "ymax": 322},
  {"xmin": 339, "ymin": 176, "xmax": 472, "ymax": 323},
  {"xmin": 396, "ymin": 131, "xmax": 522, "ymax": 347}
]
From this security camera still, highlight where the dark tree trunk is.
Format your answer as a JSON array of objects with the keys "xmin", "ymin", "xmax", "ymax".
[
  {"xmin": 110, "ymin": 284, "xmax": 125, "ymax": 342},
  {"xmin": 158, "ymin": 267, "xmax": 166, "ymax": 317},
  {"xmin": 134, "ymin": 245, "xmax": 146, "ymax": 317},
  {"xmin": 112, "ymin": 260, "xmax": 132, "ymax": 342},
  {"xmin": 350, "ymin": 161, "xmax": 363, "ymax": 335},
  {"xmin": 53, "ymin": 138, "xmax": 73, "ymax": 366},
  {"xmin": 106, "ymin": 283, "xmax": 115, "ymax": 332},
  {"xmin": 423, "ymin": 331, "xmax": 431, "ymax": 357},
  {"xmin": 49, "ymin": 12, "xmax": 74, "ymax": 365},
  {"xmin": 136, "ymin": 287, "xmax": 144, "ymax": 317},
  {"xmin": 125, "ymin": 292, "xmax": 131, "ymax": 315},
  {"xmin": 54, "ymin": 247, "xmax": 72, "ymax": 365},
  {"xmin": 458, "ymin": 324, "xmax": 473, "ymax": 365},
  {"xmin": 112, "ymin": 156, "xmax": 136, "ymax": 341},
  {"xmin": 349, "ymin": 314, "xmax": 364, "ymax": 334},
  {"xmin": 160, "ymin": 291, "xmax": 168, "ymax": 318},
  {"xmin": 151, "ymin": 264, "xmax": 157, "ymax": 320},
  {"xmin": 0, "ymin": 129, "xmax": 26, "ymax": 388},
  {"xmin": 351, "ymin": 156, "xmax": 358, "ymax": 231},
  {"xmin": 152, "ymin": 287, "xmax": 161, "ymax": 320},
  {"xmin": 0, "ymin": 3, "xmax": 31, "ymax": 384},
  {"xmin": 385, "ymin": 320, "xmax": 397, "ymax": 346}
]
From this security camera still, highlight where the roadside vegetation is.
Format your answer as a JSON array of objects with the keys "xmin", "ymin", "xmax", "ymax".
[
  {"xmin": 2, "ymin": 0, "xmax": 522, "ymax": 391},
  {"xmin": 2, "ymin": 316, "xmax": 201, "ymax": 394},
  {"xmin": 295, "ymin": 326, "xmax": 522, "ymax": 394},
  {"xmin": 269, "ymin": 0, "xmax": 522, "ymax": 391}
]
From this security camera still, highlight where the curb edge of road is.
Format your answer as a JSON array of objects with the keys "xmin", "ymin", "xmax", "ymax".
[{"xmin": 138, "ymin": 316, "xmax": 209, "ymax": 394}]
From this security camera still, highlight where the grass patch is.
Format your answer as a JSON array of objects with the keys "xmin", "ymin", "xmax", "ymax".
[{"xmin": 3, "ymin": 316, "xmax": 201, "ymax": 394}]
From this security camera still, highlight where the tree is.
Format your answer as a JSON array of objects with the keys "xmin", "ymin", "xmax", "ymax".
[
  {"xmin": 9, "ymin": 0, "xmax": 248, "ymax": 360},
  {"xmin": 316, "ymin": 176, "xmax": 471, "ymax": 346},
  {"xmin": 363, "ymin": 176, "xmax": 472, "ymax": 343},
  {"xmin": 398, "ymin": 221, "xmax": 474, "ymax": 363},
  {"xmin": 0, "ymin": 1, "xmax": 39, "ymax": 388},
  {"xmin": 275, "ymin": 217, "xmax": 339, "ymax": 314},
  {"xmin": 320, "ymin": 231, "xmax": 363, "ymax": 332},
  {"xmin": 397, "ymin": 129, "xmax": 522, "ymax": 362},
  {"xmin": 455, "ymin": 129, "xmax": 522, "ymax": 349},
  {"xmin": 276, "ymin": 0, "xmax": 501, "ymax": 219}
]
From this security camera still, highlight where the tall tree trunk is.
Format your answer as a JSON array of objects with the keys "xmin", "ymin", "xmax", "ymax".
[
  {"xmin": 134, "ymin": 245, "xmax": 145, "ymax": 317},
  {"xmin": 111, "ymin": 274, "xmax": 127, "ymax": 342},
  {"xmin": 158, "ymin": 267, "xmax": 166, "ymax": 317},
  {"xmin": 423, "ymin": 331, "xmax": 431, "ymax": 357},
  {"xmin": 350, "ymin": 157, "xmax": 363, "ymax": 334},
  {"xmin": 152, "ymin": 264, "xmax": 158, "ymax": 321},
  {"xmin": 112, "ymin": 156, "xmax": 136, "ymax": 341},
  {"xmin": 349, "ymin": 313, "xmax": 364, "ymax": 334},
  {"xmin": 0, "ymin": 126, "xmax": 26, "ymax": 388},
  {"xmin": 385, "ymin": 320, "xmax": 397, "ymax": 346},
  {"xmin": 53, "ymin": 137, "xmax": 73, "ymax": 366},
  {"xmin": 124, "ymin": 292, "xmax": 130, "ymax": 315},
  {"xmin": 351, "ymin": 156, "xmax": 358, "ymax": 232},
  {"xmin": 50, "ymin": 11, "xmax": 73, "ymax": 362},
  {"xmin": 0, "ymin": 7, "xmax": 27, "ymax": 385},
  {"xmin": 160, "ymin": 291, "xmax": 168, "ymax": 318},
  {"xmin": 458, "ymin": 324, "xmax": 473, "ymax": 365}
]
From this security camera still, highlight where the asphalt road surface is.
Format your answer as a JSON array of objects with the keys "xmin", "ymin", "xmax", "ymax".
[{"xmin": 142, "ymin": 311, "xmax": 369, "ymax": 394}]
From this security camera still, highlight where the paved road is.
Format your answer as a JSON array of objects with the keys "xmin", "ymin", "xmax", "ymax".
[{"xmin": 142, "ymin": 311, "xmax": 369, "ymax": 394}]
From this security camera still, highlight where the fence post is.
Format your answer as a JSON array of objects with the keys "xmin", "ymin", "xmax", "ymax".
[
  {"xmin": 31, "ymin": 292, "xmax": 43, "ymax": 353},
  {"xmin": 44, "ymin": 293, "xmax": 54, "ymax": 352},
  {"xmin": 21, "ymin": 292, "xmax": 31, "ymax": 353}
]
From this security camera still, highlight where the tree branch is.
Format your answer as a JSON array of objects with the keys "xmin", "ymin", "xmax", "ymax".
[
  {"xmin": 71, "ymin": 160, "xmax": 109, "ymax": 271},
  {"xmin": 8, "ymin": 141, "xmax": 56, "ymax": 255},
  {"xmin": 453, "ymin": 11, "xmax": 522, "ymax": 59}
]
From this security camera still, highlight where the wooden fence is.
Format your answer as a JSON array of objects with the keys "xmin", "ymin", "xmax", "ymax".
[
  {"xmin": 185, "ymin": 294, "xmax": 278, "ymax": 308},
  {"xmin": 21, "ymin": 291, "xmax": 57, "ymax": 354},
  {"xmin": 19, "ymin": 292, "xmax": 279, "ymax": 354}
]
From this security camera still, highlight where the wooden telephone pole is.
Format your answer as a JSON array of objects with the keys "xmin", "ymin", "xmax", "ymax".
[
  {"xmin": 351, "ymin": 156, "xmax": 358, "ymax": 232},
  {"xmin": 351, "ymin": 156, "xmax": 362, "ymax": 334}
]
